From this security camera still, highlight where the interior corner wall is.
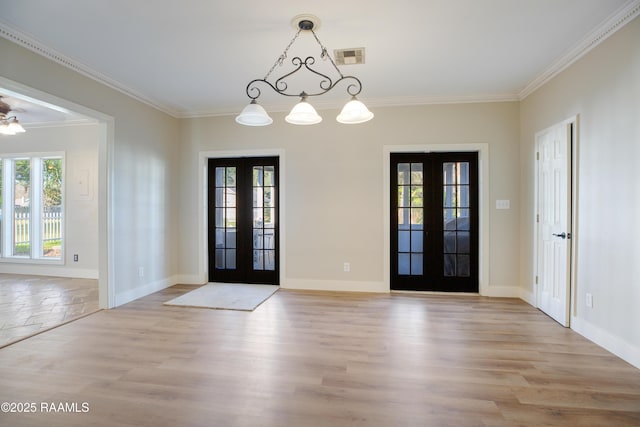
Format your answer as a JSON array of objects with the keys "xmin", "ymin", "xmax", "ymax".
[
  {"xmin": 0, "ymin": 37, "xmax": 182, "ymax": 307},
  {"xmin": 177, "ymin": 101, "xmax": 521, "ymax": 296},
  {"xmin": 0, "ymin": 124, "xmax": 99, "ymax": 278},
  {"xmin": 519, "ymin": 16, "xmax": 640, "ymax": 367}
]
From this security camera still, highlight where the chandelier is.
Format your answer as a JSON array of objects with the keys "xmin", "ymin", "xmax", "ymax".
[{"xmin": 236, "ymin": 15, "xmax": 374, "ymax": 126}]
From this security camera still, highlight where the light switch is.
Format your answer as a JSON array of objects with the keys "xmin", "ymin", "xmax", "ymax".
[{"xmin": 496, "ymin": 199, "xmax": 510, "ymax": 210}]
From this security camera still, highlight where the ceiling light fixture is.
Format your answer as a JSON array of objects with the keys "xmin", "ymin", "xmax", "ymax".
[
  {"xmin": 236, "ymin": 15, "xmax": 373, "ymax": 126},
  {"xmin": 0, "ymin": 114, "xmax": 26, "ymax": 135},
  {"xmin": 0, "ymin": 98, "xmax": 25, "ymax": 135}
]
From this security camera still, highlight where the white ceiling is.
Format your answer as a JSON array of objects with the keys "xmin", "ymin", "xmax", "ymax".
[{"xmin": 0, "ymin": 0, "xmax": 637, "ymax": 120}]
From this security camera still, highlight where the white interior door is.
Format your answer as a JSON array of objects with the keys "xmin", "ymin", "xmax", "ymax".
[{"xmin": 536, "ymin": 122, "xmax": 571, "ymax": 326}]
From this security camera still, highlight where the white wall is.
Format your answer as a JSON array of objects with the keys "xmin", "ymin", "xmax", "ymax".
[
  {"xmin": 0, "ymin": 124, "xmax": 99, "ymax": 278},
  {"xmin": 520, "ymin": 16, "xmax": 640, "ymax": 367},
  {"xmin": 0, "ymin": 37, "xmax": 181, "ymax": 307},
  {"xmin": 178, "ymin": 102, "xmax": 521, "ymax": 295}
]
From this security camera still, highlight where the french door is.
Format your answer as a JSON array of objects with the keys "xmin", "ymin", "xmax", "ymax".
[
  {"xmin": 390, "ymin": 152, "xmax": 478, "ymax": 292},
  {"xmin": 208, "ymin": 157, "xmax": 279, "ymax": 285}
]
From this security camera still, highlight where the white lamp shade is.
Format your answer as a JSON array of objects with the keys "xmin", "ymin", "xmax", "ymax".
[
  {"xmin": 0, "ymin": 123, "xmax": 14, "ymax": 135},
  {"xmin": 7, "ymin": 119, "xmax": 25, "ymax": 134},
  {"xmin": 336, "ymin": 97, "xmax": 374, "ymax": 124},
  {"xmin": 236, "ymin": 101, "xmax": 273, "ymax": 126},
  {"xmin": 285, "ymin": 99, "xmax": 322, "ymax": 125}
]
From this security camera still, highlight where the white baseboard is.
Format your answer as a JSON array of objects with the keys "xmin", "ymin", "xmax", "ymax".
[
  {"xmin": 282, "ymin": 278, "xmax": 388, "ymax": 293},
  {"xmin": 481, "ymin": 285, "xmax": 521, "ymax": 298},
  {"xmin": 173, "ymin": 274, "xmax": 206, "ymax": 286},
  {"xmin": 519, "ymin": 287, "xmax": 536, "ymax": 306},
  {"xmin": 571, "ymin": 315, "xmax": 640, "ymax": 369},
  {"xmin": 114, "ymin": 275, "xmax": 180, "ymax": 307},
  {"xmin": 0, "ymin": 264, "xmax": 99, "ymax": 279}
]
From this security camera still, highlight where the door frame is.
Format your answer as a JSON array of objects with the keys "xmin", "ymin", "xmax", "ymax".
[
  {"xmin": 198, "ymin": 149, "xmax": 286, "ymax": 286},
  {"xmin": 533, "ymin": 115, "xmax": 579, "ymax": 323},
  {"xmin": 383, "ymin": 144, "xmax": 490, "ymax": 295}
]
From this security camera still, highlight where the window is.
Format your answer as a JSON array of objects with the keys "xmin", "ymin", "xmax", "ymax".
[{"xmin": 0, "ymin": 154, "xmax": 64, "ymax": 261}]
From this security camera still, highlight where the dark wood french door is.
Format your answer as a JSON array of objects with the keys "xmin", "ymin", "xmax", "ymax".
[
  {"xmin": 391, "ymin": 152, "xmax": 478, "ymax": 292},
  {"xmin": 208, "ymin": 157, "xmax": 279, "ymax": 285}
]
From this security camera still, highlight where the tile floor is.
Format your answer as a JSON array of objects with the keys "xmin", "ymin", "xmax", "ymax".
[{"xmin": 0, "ymin": 274, "xmax": 99, "ymax": 348}]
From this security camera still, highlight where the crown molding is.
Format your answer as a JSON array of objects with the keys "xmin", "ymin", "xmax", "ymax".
[
  {"xmin": 519, "ymin": 0, "xmax": 640, "ymax": 100},
  {"xmin": 0, "ymin": 20, "xmax": 181, "ymax": 118}
]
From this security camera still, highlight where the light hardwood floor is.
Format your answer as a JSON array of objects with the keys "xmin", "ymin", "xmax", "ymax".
[
  {"xmin": 0, "ymin": 285, "xmax": 638, "ymax": 426},
  {"xmin": 0, "ymin": 274, "xmax": 99, "ymax": 348}
]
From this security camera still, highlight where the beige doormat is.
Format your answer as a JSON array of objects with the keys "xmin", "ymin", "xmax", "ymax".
[{"xmin": 164, "ymin": 283, "xmax": 278, "ymax": 311}]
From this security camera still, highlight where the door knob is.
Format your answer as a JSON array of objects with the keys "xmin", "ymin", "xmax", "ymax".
[{"xmin": 552, "ymin": 232, "xmax": 567, "ymax": 239}]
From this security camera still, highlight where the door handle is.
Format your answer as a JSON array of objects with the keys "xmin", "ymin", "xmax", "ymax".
[{"xmin": 552, "ymin": 232, "xmax": 567, "ymax": 239}]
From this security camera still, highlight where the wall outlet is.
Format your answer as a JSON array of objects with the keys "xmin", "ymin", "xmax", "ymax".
[
  {"xmin": 73, "ymin": 254, "xmax": 79, "ymax": 262},
  {"xmin": 586, "ymin": 293, "xmax": 593, "ymax": 308},
  {"xmin": 343, "ymin": 262, "xmax": 350, "ymax": 272},
  {"xmin": 138, "ymin": 266, "xmax": 144, "ymax": 278}
]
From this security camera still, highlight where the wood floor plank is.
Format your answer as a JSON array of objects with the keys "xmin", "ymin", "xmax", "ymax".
[{"xmin": 0, "ymin": 286, "xmax": 638, "ymax": 426}]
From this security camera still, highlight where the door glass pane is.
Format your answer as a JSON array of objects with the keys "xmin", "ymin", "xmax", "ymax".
[
  {"xmin": 444, "ymin": 231, "xmax": 456, "ymax": 252},
  {"xmin": 253, "ymin": 250, "xmax": 263, "ymax": 270},
  {"xmin": 444, "ymin": 254, "xmax": 456, "ymax": 277},
  {"xmin": 398, "ymin": 186, "xmax": 409, "ymax": 207},
  {"xmin": 441, "ymin": 162, "xmax": 471, "ymax": 278},
  {"xmin": 457, "ymin": 255, "xmax": 470, "ymax": 277},
  {"xmin": 264, "ymin": 187, "xmax": 274, "ymax": 207},
  {"xmin": 457, "ymin": 232, "xmax": 470, "ymax": 253},
  {"xmin": 215, "ymin": 249, "xmax": 224, "ymax": 269},
  {"xmin": 411, "ymin": 231, "xmax": 423, "ymax": 252},
  {"xmin": 397, "ymin": 163, "xmax": 410, "ymax": 185},
  {"xmin": 215, "ymin": 167, "xmax": 236, "ymax": 270},
  {"xmin": 398, "ymin": 231, "xmax": 410, "ymax": 252},
  {"xmin": 264, "ymin": 230, "xmax": 275, "ymax": 249},
  {"xmin": 253, "ymin": 166, "xmax": 263, "ymax": 186},
  {"xmin": 264, "ymin": 166, "xmax": 275, "ymax": 186},
  {"xmin": 458, "ymin": 186, "xmax": 469, "ymax": 208},
  {"xmin": 398, "ymin": 253, "xmax": 410, "ymax": 275},
  {"xmin": 443, "ymin": 209, "xmax": 456, "ymax": 229},
  {"xmin": 253, "ymin": 165, "xmax": 276, "ymax": 271},
  {"xmin": 398, "ymin": 208, "xmax": 410, "ymax": 228},
  {"xmin": 459, "ymin": 162, "xmax": 469, "ymax": 185},
  {"xmin": 253, "ymin": 230, "xmax": 263, "ymax": 249},
  {"xmin": 264, "ymin": 208, "xmax": 275, "ymax": 228},
  {"xmin": 410, "ymin": 186, "xmax": 423, "ymax": 206},
  {"xmin": 458, "ymin": 209, "xmax": 470, "ymax": 230},
  {"xmin": 226, "ymin": 229, "xmax": 236, "ymax": 249},
  {"xmin": 411, "ymin": 208, "xmax": 423, "ymax": 228},
  {"xmin": 265, "ymin": 250, "xmax": 275, "ymax": 270},
  {"xmin": 410, "ymin": 163, "xmax": 423, "ymax": 184},
  {"xmin": 396, "ymin": 162, "xmax": 424, "ymax": 277},
  {"xmin": 411, "ymin": 254, "xmax": 423, "ymax": 275},
  {"xmin": 225, "ymin": 249, "xmax": 236, "ymax": 269}
]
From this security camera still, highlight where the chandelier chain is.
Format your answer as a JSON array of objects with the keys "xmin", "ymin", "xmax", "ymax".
[
  {"xmin": 264, "ymin": 29, "xmax": 303, "ymax": 80},
  {"xmin": 310, "ymin": 29, "xmax": 344, "ymax": 79}
]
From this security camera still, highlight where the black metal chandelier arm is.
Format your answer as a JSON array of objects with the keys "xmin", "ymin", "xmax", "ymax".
[
  {"xmin": 245, "ymin": 73, "xmax": 363, "ymax": 100},
  {"xmin": 298, "ymin": 56, "xmax": 334, "ymax": 92},
  {"xmin": 273, "ymin": 57, "xmax": 305, "ymax": 93},
  {"xmin": 246, "ymin": 78, "xmax": 299, "ymax": 100},
  {"xmin": 302, "ymin": 75, "xmax": 363, "ymax": 98}
]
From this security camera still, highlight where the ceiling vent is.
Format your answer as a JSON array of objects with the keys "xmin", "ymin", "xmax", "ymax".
[{"xmin": 334, "ymin": 48, "xmax": 365, "ymax": 65}]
